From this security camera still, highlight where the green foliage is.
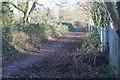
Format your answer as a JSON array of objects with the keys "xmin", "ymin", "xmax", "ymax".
[
  {"xmin": 17, "ymin": 2, "xmax": 27, "ymax": 11},
  {"xmin": 20, "ymin": 23, "xmax": 56, "ymax": 34},
  {"xmin": 2, "ymin": 38, "xmax": 19, "ymax": 56},
  {"xmin": 2, "ymin": 2, "xmax": 13, "ymax": 26},
  {"xmin": 116, "ymin": 1, "xmax": 120, "ymax": 16},
  {"xmin": 20, "ymin": 23, "xmax": 47, "ymax": 34},
  {"xmin": 61, "ymin": 22, "xmax": 75, "ymax": 32},
  {"xmin": 2, "ymin": 21, "xmax": 69, "ymax": 56},
  {"xmin": 10, "ymin": 22, "xmax": 69, "ymax": 51},
  {"xmin": 78, "ymin": 33, "xmax": 100, "ymax": 53},
  {"xmin": 2, "ymin": 2, "xmax": 15, "ymax": 55},
  {"xmin": 2, "ymin": 26, "xmax": 13, "ymax": 42},
  {"xmin": 92, "ymin": 3, "xmax": 110, "ymax": 27},
  {"xmin": 50, "ymin": 23, "xmax": 69, "ymax": 37},
  {"xmin": 20, "ymin": 22, "xmax": 68, "ymax": 37}
]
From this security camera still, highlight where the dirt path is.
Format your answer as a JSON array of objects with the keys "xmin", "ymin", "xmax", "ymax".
[{"xmin": 2, "ymin": 28, "xmax": 84, "ymax": 77}]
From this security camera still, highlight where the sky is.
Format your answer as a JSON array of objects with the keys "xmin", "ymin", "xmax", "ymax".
[
  {"xmin": 11, "ymin": 0, "xmax": 78, "ymax": 14},
  {"xmin": 35, "ymin": 0, "xmax": 77, "ymax": 10},
  {"xmin": 3, "ymin": 0, "xmax": 119, "ymax": 13}
]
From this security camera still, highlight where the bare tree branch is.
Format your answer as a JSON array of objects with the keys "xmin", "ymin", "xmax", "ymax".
[{"xmin": 10, "ymin": 2, "xmax": 24, "ymax": 13}]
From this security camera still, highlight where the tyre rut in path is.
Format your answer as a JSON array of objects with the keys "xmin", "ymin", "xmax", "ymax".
[{"xmin": 2, "ymin": 28, "xmax": 83, "ymax": 77}]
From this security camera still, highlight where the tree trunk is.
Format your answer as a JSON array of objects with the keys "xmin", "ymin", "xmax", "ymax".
[
  {"xmin": 11, "ymin": 1, "xmax": 36, "ymax": 24},
  {"xmin": 23, "ymin": 1, "xmax": 29, "ymax": 24},
  {"xmin": 23, "ymin": 12, "xmax": 29, "ymax": 24},
  {"xmin": 104, "ymin": 2, "xmax": 120, "ymax": 37}
]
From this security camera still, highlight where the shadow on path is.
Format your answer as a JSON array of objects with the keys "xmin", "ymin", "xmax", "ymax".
[{"xmin": 2, "ymin": 28, "xmax": 84, "ymax": 78}]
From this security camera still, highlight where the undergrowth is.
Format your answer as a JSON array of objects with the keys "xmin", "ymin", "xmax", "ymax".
[
  {"xmin": 2, "ymin": 22, "xmax": 69, "ymax": 55},
  {"xmin": 74, "ymin": 32, "xmax": 114, "ymax": 78},
  {"xmin": 2, "ymin": 22, "xmax": 69, "ymax": 66},
  {"xmin": 77, "ymin": 32, "xmax": 100, "ymax": 53}
]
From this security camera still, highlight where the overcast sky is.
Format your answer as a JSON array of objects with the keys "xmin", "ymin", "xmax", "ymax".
[
  {"xmin": 6, "ymin": 0, "xmax": 119, "ymax": 13},
  {"xmin": 36, "ymin": 0, "xmax": 77, "ymax": 10},
  {"xmin": 11, "ymin": 0, "xmax": 78, "ymax": 13}
]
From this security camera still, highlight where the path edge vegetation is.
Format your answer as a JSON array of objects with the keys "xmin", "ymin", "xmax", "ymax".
[{"xmin": 1, "ymin": 1, "xmax": 120, "ymax": 78}]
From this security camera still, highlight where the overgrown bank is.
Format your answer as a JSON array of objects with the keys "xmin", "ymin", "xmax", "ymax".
[{"xmin": 2, "ymin": 22, "xmax": 69, "ymax": 65}]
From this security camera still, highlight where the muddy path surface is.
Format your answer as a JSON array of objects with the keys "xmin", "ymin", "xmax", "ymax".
[{"xmin": 2, "ymin": 28, "xmax": 84, "ymax": 78}]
